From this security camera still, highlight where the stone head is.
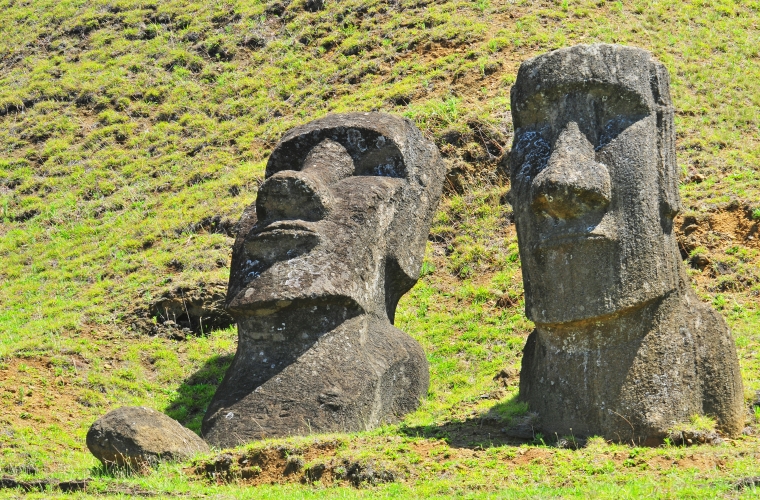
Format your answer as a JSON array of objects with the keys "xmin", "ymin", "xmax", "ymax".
[
  {"xmin": 227, "ymin": 112, "xmax": 445, "ymax": 325},
  {"xmin": 509, "ymin": 44, "xmax": 683, "ymax": 325}
]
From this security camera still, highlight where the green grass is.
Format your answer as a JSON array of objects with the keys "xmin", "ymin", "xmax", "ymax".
[{"xmin": 2, "ymin": 0, "xmax": 760, "ymax": 497}]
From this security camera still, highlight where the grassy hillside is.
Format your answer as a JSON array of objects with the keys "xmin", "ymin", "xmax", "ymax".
[{"xmin": 1, "ymin": 0, "xmax": 760, "ymax": 497}]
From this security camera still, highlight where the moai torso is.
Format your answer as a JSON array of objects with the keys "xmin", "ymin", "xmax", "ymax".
[{"xmin": 508, "ymin": 44, "xmax": 744, "ymax": 443}]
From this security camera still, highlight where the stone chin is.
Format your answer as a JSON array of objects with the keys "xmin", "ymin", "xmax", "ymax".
[{"xmin": 522, "ymin": 235, "xmax": 680, "ymax": 325}]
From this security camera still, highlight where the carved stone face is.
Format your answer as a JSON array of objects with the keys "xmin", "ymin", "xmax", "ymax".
[
  {"xmin": 227, "ymin": 113, "xmax": 445, "ymax": 325},
  {"xmin": 202, "ymin": 114, "xmax": 443, "ymax": 446},
  {"xmin": 509, "ymin": 45, "xmax": 682, "ymax": 325}
]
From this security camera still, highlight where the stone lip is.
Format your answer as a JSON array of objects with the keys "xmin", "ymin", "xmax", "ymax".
[{"xmin": 86, "ymin": 406, "xmax": 209, "ymax": 468}]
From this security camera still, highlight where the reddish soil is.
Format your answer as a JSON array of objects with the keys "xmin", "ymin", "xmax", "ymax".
[{"xmin": 0, "ymin": 357, "xmax": 87, "ymax": 432}]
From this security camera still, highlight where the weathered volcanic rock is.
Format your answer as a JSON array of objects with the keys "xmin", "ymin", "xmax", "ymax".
[
  {"xmin": 201, "ymin": 112, "xmax": 446, "ymax": 448},
  {"xmin": 507, "ymin": 44, "xmax": 744, "ymax": 443},
  {"xmin": 87, "ymin": 406, "xmax": 209, "ymax": 467}
]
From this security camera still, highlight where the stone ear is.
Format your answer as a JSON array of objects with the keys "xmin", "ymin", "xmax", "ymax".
[{"xmin": 650, "ymin": 62, "xmax": 682, "ymax": 226}]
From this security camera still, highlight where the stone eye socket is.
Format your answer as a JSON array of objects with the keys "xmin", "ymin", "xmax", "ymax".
[
  {"xmin": 352, "ymin": 145, "xmax": 406, "ymax": 178},
  {"xmin": 292, "ymin": 138, "xmax": 408, "ymax": 184},
  {"xmin": 594, "ymin": 115, "xmax": 644, "ymax": 151},
  {"xmin": 267, "ymin": 130, "xmax": 408, "ymax": 180}
]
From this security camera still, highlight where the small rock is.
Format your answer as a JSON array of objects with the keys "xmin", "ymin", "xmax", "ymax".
[
  {"xmin": 86, "ymin": 406, "xmax": 209, "ymax": 468},
  {"xmin": 751, "ymin": 390, "xmax": 760, "ymax": 408},
  {"xmin": 690, "ymin": 254, "xmax": 711, "ymax": 269},
  {"xmin": 556, "ymin": 436, "xmax": 585, "ymax": 449},
  {"xmin": 284, "ymin": 455, "xmax": 304, "ymax": 475},
  {"xmin": 686, "ymin": 172, "xmax": 706, "ymax": 183},
  {"xmin": 667, "ymin": 429, "xmax": 724, "ymax": 446},
  {"xmin": 336, "ymin": 459, "xmax": 396, "ymax": 486},
  {"xmin": 304, "ymin": 0, "xmax": 324, "ymax": 11},
  {"xmin": 735, "ymin": 476, "xmax": 760, "ymax": 490},
  {"xmin": 169, "ymin": 330, "xmax": 186, "ymax": 341},
  {"xmin": 305, "ymin": 462, "xmax": 327, "ymax": 482},
  {"xmin": 493, "ymin": 367, "xmax": 519, "ymax": 387}
]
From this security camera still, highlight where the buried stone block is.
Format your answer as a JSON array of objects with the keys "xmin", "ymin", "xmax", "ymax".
[
  {"xmin": 506, "ymin": 44, "xmax": 744, "ymax": 443},
  {"xmin": 201, "ymin": 113, "xmax": 445, "ymax": 448}
]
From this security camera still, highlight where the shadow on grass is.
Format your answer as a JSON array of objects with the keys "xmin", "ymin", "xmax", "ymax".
[
  {"xmin": 165, "ymin": 353, "xmax": 234, "ymax": 434},
  {"xmin": 90, "ymin": 462, "xmax": 145, "ymax": 479},
  {"xmin": 399, "ymin": 394, "xmax": 537, "ymax": 449}
]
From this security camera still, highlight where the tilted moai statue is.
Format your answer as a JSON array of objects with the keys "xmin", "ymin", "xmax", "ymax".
[
  {"xmin": 508, "ymin": 44, "xmax": 744, "ymax": 443},
  {"xmin": 202, "ymin": 113, "xmax": 445, "ymax": 448}
]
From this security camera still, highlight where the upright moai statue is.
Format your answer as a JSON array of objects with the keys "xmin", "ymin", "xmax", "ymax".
[
  {"xmin": 507, "ymin": 44, "xmax": 744, "ymax": 443},
  {"xmin": 202, "ymin": 113, "xmax": 445, "ymax": 448}
]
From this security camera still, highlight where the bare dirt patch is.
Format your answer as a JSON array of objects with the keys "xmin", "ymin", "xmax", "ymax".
[
  {"xmin": 0, "ymin": 357, "xmax": 87, "ymax": 432},
  {"xmin": 678, "ymin": 205, "xmax": 760, "ymax": 254},
  {"xmin": 674, "ymin": 453, "xmax": 721, "ymax": 472},
  {"xmin": 510, "ymin": 447, "xmax": 551, "ymax": 465}
]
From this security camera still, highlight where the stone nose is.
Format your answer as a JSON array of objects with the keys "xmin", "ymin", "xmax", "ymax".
[
  {"xmin": 530, "ymin": 122, "xmax": 611, "ymax": 220},
  {"xmin": 256, "ymin": 169, "xmax": 333, "ymax": 222}
]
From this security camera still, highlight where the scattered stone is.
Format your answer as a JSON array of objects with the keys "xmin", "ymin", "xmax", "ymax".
[
  {"xmin": 168, "ymin": 329, "xmax": 186, "ymax": 341},
  {"xmin": 284, "ymin": 455, "xmax": 305, "ymax": 475},
  {"xmin": 336, "ymin": 459, "xmax": 396, "ymax": 486},
  {"xmin": 202, "ymin": 453, "xmax": 234, "ymax": 478},
  {"xmin": 304, "ymin": 463, "xmax": 327, "ymax": 482},
  {"xmin": 667, "ymin": 430, "xmax": 724, "ymax": 446},
  {"xmin": 194, "ymin": 447, "xmax": 395, "ymax": 487},
  {"xmin": 735, "ymin": 477, "xmax": 760, "ymax": 490},
  {"xmin": 493, "ymin": 367, "xmax": 519, "ymax": 387},
  {"xmin": 690, "ymin": 253, "xmax": 711, "ymax": 270},
  {"xmin": 304, "ymin": 0, "xmax": 324, "ymax": 12},
  {"xmin": 242, "ymin": 34, "xmax": 266, "ymax": 49},
  {"xmin": 685, "ymin": 172, "xmax": 706, "ymax": 184},
  {"xmin": 87, "ymin": 406, "xmax": 209, "ymax": 468},
  {"xmin": 175, "ymin": 215, "xmax": 236, "ymax": 238},
  {"xmin": 555, "ymin": 435, "xmax": 586, "ymax": 450},
  {"xmin": 265, "ymin": 1, "xmax": 289, "ymax": 16},
  {"xmin": 495, "ymin": 294, "xmax": 518, "ymax": 308},
  {"xmin": 507, "ymin": 44, "xmax": 745, "ymax": 443},
  {"xmin": 202, "ymin": 113, "xmax": 446, "ymax": 447},
  {"xmin": 0, "ymin": 477, "xmax": 89, "ymax": 493},
  {"xmin": 750, "ymin": 390, "xmax": 760, "ymax": 408},
  {"xmin": 1, "ymin": 465, "xmax": 37, "ymax": 475}
]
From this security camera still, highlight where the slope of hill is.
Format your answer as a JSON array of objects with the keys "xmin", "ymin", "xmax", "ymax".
[{"xmin": 1, "ymin": 0, "xmax": 760, "ymax": 497}]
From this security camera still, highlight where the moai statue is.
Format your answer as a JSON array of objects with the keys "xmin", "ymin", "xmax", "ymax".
[
  {"xmin": 507, "ymin": 44, "xmax": 744, "ymax": 443},
  {"xmin": 202, "ymin": 113, "xmax": 445, "ymax": 448}
]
